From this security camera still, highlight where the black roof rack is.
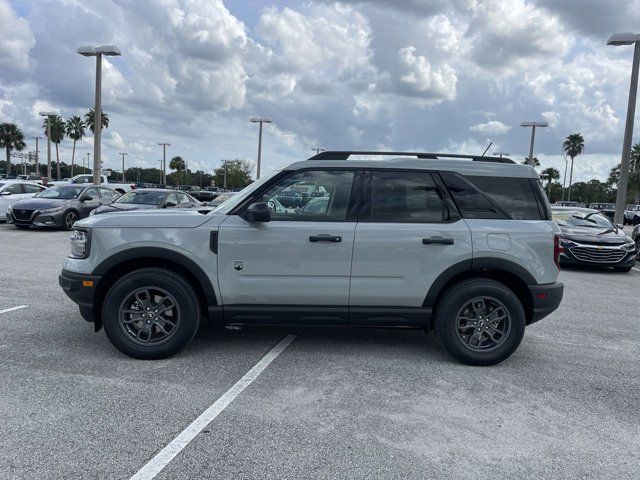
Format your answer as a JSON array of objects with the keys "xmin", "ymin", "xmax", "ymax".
[{"xmin": 307, "ymin": 150, "xmax": 515, "ymax": 164}]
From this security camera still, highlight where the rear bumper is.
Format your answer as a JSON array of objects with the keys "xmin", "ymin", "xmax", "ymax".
[
  {"xmin": 59, "ymin": 269, "xmax": 101, "ymax": 323},
  {"xmin": 528, "ymin": 282, "xmax": 563, "ymax": 324}
]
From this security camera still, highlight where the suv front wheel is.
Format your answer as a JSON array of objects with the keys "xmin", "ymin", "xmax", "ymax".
[
  {"xmin": 435, "ymin": 278, "xmax": 525, "ymax": 366},
  {"xmin": 102, "ymin": 268, "xmax": 201, "ymax": 359}
]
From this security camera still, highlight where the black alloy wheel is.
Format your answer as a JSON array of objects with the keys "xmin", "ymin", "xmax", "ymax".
[{"xmin": 63, "ymin": 211, "xmax": 78, "ymax": 231}]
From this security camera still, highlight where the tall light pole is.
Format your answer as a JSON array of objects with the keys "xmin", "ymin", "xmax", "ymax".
[
  {"xmin": 86, "ymin": 152, "xmax": 91, "ymax": 172},
  {"xmin": 493, "ymin": 151, "xmax": 510, "ymax": 158},
  {"xmin": 33, "ymin": 136, "xmax": 42, "ymax": 178},
  {"xmin": 158, "ymin": 143, "xmax": 170, "ymax": 185},
  {"xmin": 608, "ymin": 33, "xmax": 640, "ymax": 224},
  {"xmin": 250, "ymin": 117, "xmax": 271, "ymax": 179},
  {"xmin": 521, "ymin": 121, "xmax": 548, "ymax": 163},
  {"xmin": 311, "ymin": 147, "xmax": 325, "ymax": 155},
  {"xmin": 119, "ymin": 152, "xmax": 128, "ymax": 181},
  {"xmin": 39, "ymin": 112, "xmax": 56, "ymax": 182},
  {"xmin": 561, "ymin": 153, "xmax": 569, "ymax": 201},
  {"xmin": 78, "ymin": 45, "xmax": 121, "ymax": 185}
]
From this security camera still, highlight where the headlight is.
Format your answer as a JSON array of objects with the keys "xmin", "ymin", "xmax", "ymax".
[
  {"xmin": 560, "ymin": 238, "xmax": 576, "ymax": 247},
  {"xmin": 622, "ymin": 241, "xmax": 636, "ymax": 251},
  {"xmin": 89, "ymin": 209, "xmax": 96, "ymax": 216},
  {"xmin": 39, "ymin": 206, "xmax": 64, "ymax": 214},
  {"xmin": 69, "ymin": 228, "xmax": 91, "ymax": 259}
]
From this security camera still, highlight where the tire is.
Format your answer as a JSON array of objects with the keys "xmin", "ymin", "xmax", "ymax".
[
  {"xmin": 613, "ymin": 266, "xmax": 633, "ymax": 273},
  {"xmin": 63, "ymin": 210, "xmax": 78, "ymax": 231},
  {"xmin": 633, "ymin": 216, "xmax": 640, "ymax": 226},
  {"xmin": 435, "ymin": 278, "xmax": 526, "ymax": 366},
  {"xmin": 101, "ymin": 268, "xmax": 201, "ymax": 359}
]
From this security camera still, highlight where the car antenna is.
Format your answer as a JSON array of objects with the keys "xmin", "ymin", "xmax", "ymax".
[{"xmin": 481, "ymin": 141, "xmax": 493, "ymax": 156}]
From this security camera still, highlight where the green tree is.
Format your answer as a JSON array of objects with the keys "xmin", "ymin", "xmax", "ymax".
[
  {"xmin": 213, "ymin": 159, "xmax": 253, "ymax": 189},
  {"xmin": 65, "ymin": 115, "xmax": 86, "ymax": 177},
  {"xmin": 0, "ymin": 122, "xmax": 26, "ymax": 176},
  {"xmin": 169, "ymin": 156, "xmax": 187, "ymax": 184},
  {"xmin": 562, "ymin": 133, "xmax": 585, "ymax": 201},
  {"xmin": 608, "ymin": 142, "xmax": 640, "ymax": 203},
  {"xmin": 522, "ymin": 156, "xmax": 540, "ymax": 168},
  {"xmin": 43, "ymin": 115, "xmax": 66, "ymax": 180},
  {"xmin": 84, "ymin": 109, "xmax": 109, "ymax": 133},
  {"xmin": 540, "ymin": 167, "xmax": 560, "ymax": 197}
]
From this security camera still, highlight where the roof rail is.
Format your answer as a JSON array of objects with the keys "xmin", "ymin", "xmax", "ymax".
[{"xmin": 307, "ymin": 150, "xmax": 515, "ymax": 164}]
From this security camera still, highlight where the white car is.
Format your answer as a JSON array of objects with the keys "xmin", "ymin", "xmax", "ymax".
[
  {"xmin": 0, "ymin": 181, "xmax": 47, "ymax": 221},
  {"xmin": 624, "ymin": 204, "xmax": 640, "ymax": 225}
]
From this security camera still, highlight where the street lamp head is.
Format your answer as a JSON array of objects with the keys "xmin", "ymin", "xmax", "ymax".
[
  {"xmin": 77, "ymin": 46, "xmax": 97, "ymax": 56},
  {"xmin": 39, "ymin": 111, "xmax": 57, "ymax": 117},
  {"xmin": 607, "ymin": 33, "xmax": 640, "ymax": 46},
  {"xmin": 520, "ymin": 121, "xmax": 549, "ymax": 127},
  {"xmin": 97, "ymin": 45, "xmax": 122, "ymax": 56},
  {"xmin": 250, "ymin": 117, "xmax": 272, "ymax": 123}
]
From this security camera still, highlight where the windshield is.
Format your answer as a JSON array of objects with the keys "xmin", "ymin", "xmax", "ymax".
[
  {"xmin": 36, "ymin": 186, "xmax": 84, "ymax": 199},
  {"xmin": 0, "ymin": 182, "xmax": 5, "ymax": 188},
  {"xmin": 116, "ymin": 191, "xmax": 166, "ymax": 205},
  {"xmin": 552, "ymin": 209, "xmax": 613, "ymax": 228}
]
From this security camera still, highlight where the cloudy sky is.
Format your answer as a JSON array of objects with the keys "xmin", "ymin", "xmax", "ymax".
[{"xmin": 1, "ymin": 0, "xmax": 640, "ymax": 181}]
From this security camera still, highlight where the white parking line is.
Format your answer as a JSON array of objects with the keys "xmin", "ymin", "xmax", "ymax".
[
  {"xmin": 632, "ymin": 267, "xmax": 640, "ymax": 273},
  {"xmin": 0, "ymin": 305, "xmax": 28, "ymax": 315},
  {"xmin": 129, "ymin": 334, "xmax": 297, "ymax": 480}
]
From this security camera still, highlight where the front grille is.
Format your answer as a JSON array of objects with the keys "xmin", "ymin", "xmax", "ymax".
[
  {"xmin": 12, "ymin": 209, "xmax": 33, "ymax": 220},
  {"xmin": 570, "ymin": 246, "xmax": 626, "ymax": 263}
]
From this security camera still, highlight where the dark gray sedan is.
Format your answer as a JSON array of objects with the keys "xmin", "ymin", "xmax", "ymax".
[
  {"xmin": 90, "ymin": 189, "xmax": 201, "ymax": 215},
  {"xmin": 7, "ymin": 185, "xmax": 117, "ymax": 230}
]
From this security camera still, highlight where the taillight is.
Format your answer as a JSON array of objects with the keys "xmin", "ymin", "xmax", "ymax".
[{"xmin": 553, "ymin": 234, "xmax": 563, "ymax": 269}]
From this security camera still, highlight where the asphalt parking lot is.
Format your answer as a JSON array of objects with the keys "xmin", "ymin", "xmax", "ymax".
[{"xmin": 1, "ymin": 223, "xmax": 639, "ymax": 480}]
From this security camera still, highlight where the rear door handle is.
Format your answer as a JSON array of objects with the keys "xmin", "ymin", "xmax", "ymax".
[
  {"xmin": 422, "ymin": 236, "xmax": 454, "ymax": 245},
  {"xmin": 309, "ymin": 234, "xmax": 342, "ymax": 243}
]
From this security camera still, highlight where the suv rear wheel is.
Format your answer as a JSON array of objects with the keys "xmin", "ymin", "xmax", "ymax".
[
  {"xmin": 435, "ymin": 278, "xmax": 525, "ymax": 366},
  {"xmin": 102, "ymin": 268, "xmax": 200, "ymax": 359}
]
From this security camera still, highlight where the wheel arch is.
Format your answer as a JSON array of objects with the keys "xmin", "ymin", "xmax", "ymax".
[
  {"xmin": 91, "ymin": 248, "xmax": 217, "ymax": 331},
  {"xmin": 424, "ymin": 259, "xmax": 536, "ymax": 326}
]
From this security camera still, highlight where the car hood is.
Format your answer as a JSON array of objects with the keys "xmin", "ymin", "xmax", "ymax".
[
  {"xmin": 559, "ymin": 224, "xmax": 631, "ymax": 244},
  {"xmin": 11, "ymin": 197, "xmax": 73, "ymax": 209},
  {"xmin": 92, "ymin": 203, "xmax": 157, "ymax": 215},
  {"xmin": 76, "ymin": 208, "xmax": 217, "ymax": 228}
]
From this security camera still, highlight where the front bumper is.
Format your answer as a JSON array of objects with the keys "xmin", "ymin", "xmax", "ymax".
[
  {"xmin": 560, "ymin": 244, "xmax": 636, "ymax": 268},
  {"xmin": 59, "ymin": 269, "xmax": 102, "ymax": 323},
  {"xmin": 528, "ymin": 282, "xmax": 564, "ymax": 324},
  {"xmin": 7, "ymin": 208, "xmax": 66, "ymax": 227}
]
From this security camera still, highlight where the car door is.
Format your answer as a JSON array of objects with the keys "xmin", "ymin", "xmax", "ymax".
[
  {"xmin": 217, "ymin": 169, "xmax": 359, "ymax": 323},
  {"xmin": 79, "ymin": 187, "xmax": 101, "ymax": 217},
  {"xmin": 4, "ymin": 183, "xmax": 27, "ymax": 206},
  {"xmin": 98, "ymin": 188, "xmax": 116, "ymax": 204},
  {"xmin": 176, "ymin": 192, "xmax": 195, "ymax": 208},
  {"xmin": 349, "ymin": 170, "xmax": 472, "ymax": 324}
]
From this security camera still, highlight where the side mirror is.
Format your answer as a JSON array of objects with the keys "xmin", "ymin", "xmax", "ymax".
[
  {"xmin": 244, "ymin": 202, "xmax": 271, "ymax": 222},
  {"xmin": 616, "ymin": 224, "xmax": 624, "ymax": 230},
  {"xmin": 164, "ymin": 201, "xmax": 177, "ymax": 208},
  {"xmin": 80, "ymin": 195, "xmax": 93, "ymax": 202},
  {"xmin": 0, "ymin": 191, "xmax": 11, "ymax": 196}
]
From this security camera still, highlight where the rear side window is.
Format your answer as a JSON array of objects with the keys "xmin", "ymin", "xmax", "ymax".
[
  {"xmin": 365, "ymin": 171, "xmax": 447, "ymax": 223},
  {"xmin": 441, "ymin": 173, "xmax": 543, "ymax": 220}
]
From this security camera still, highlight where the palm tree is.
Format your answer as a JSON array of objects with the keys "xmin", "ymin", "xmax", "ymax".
[
  {"xmin": 540, "ymin": 167, "xmax": 560, "ymax": 198},
  {"xmin": 0, "ymin": 123, "xmax": 26, "ymax": 176},
  {"xmin": 65, "ymin": 116, "xmax": 86, "ymax": 177},
  {"xmin": 84, "ymin": 109, "xmax": 109, "ymax": 133},
  {"xmin": 170, "ymin": 156, "xmax": 186, "ymax": 184},
  {"xmin": 43, "ymin": 115, "xmax": 66, "ymax": 180},
  {"xmin": 562, "ymin": 133, "xmax": 585, "ymax": 201},
  {"xmin": 523, "ymin": 156, "xmax": 540, "ymax": 168}
]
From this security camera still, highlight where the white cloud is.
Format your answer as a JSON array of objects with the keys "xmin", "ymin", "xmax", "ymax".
[
  {"xmin": 397, "ymin": 46, "xmax": 457, "ymax": 101},
  {"xmin": 0, "ymin": 0, "xmax": 35, "ymax": 79},
  {"xmin": 470, "ymin": 120, "xmax": 512, "ymax": 135}
]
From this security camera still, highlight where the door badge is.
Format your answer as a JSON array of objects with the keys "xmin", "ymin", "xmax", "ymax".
[{"xmin": 233, "ymin": 260, "xmax": 245, "ymax": 271}]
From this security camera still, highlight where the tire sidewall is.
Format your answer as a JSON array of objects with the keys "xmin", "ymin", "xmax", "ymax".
[
  {"xmin": 436, "ymin": 280, "xmax": 526, "ymax": 366},
  {"xmin": 102, "ymin": 269, "xmax": 200, "ymax": 359}
]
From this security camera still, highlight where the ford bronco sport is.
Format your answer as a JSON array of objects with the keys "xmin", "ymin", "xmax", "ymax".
[{"xmin": 59, "ymin": 151, "xmax": 563, "ymax": 365}]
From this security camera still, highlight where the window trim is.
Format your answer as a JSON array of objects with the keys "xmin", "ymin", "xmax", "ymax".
[
  {"xmin": 231, "ymin": 168, "xmax": 363, "ymax": 223},
  {"xmin": 359, "ymin": 169, "xmax": 457, "ymax": 224},
  {"xmin": 439, "ymin": 171, "xmax": 513, "ymax": 220}
]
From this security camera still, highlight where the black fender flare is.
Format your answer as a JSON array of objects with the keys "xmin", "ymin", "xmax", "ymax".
[
  {"xmin": 93, "ymin": 247, "xmax": 218, "ymax": 307},
  {"xmin": 423, "ymin": 258, "xmax": 537, "ymax": 308}
]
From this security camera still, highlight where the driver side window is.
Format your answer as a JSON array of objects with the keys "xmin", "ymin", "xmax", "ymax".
[{"xmin": 254, "ymin": 170, "xmax": 356, "ymax": 221}]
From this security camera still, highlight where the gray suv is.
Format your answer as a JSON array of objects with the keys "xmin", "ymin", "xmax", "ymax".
[{"xmin": 59, "ymin": 151, "xmax": 564, "ymax": 365}]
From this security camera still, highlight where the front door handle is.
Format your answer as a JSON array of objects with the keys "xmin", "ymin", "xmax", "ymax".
[
  {"xmin": 422, "ymin": 236, "xmax": 454, "ymax": 245},
  {"xmin": 309, "ymin": 234, "xmax": 342, "ymax": 243}
]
